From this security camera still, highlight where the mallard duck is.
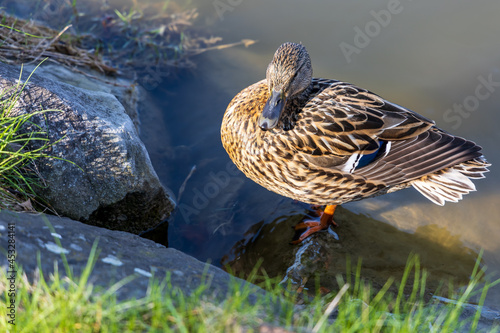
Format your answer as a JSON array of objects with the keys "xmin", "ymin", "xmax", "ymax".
[{"xmin": 221, "ymin": 42, "xmax": 490, "ymax": 244}]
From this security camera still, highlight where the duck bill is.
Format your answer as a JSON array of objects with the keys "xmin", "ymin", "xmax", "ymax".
[{"xmin": 258, "ymin": 89, "xmax": 286, "ymax": 130}]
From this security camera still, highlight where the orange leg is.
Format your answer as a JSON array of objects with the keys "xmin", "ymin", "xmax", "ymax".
[{"xmin": 291, "ymin": 205, "xmax": 338, "ymax": 244}]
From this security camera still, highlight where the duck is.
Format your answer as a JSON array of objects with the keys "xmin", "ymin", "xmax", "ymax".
[{"xmin": 221, "ymin": 42, "xmax": 490, "ymax": 244}]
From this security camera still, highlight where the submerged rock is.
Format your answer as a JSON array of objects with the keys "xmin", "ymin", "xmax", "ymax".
[
  {"xmin": 223, "ymin": 205, "xmax": 480, "ymax": 297},
  {"xmin": 0, "ymin": 63, "xmax": 174, "ymax": 234}
]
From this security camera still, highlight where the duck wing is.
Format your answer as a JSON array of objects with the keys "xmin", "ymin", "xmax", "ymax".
[
  {"xmin": 354, "ymin": 128, "xmax": 483, "ymax": 185},
  {"xmin": 289, "ymin": 80, "xmax": 483, "ymax": 184},
  {"xmin": 290, "ymin": 80, "xmax": 435, "ymax": 156}
]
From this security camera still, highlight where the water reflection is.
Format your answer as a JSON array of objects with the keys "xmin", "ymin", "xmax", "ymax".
[{"xmin": 222, "ymin": 206, "xmax": 479, "ymax": 297}]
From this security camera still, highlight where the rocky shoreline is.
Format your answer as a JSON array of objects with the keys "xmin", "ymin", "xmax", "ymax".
[
  {"xmin": 0, "ymin": 210, "xmax": 266, "ymax": 303},
  {"xmin": 0, "ymin": 61, "xmax": 498, "ymax": 331}
]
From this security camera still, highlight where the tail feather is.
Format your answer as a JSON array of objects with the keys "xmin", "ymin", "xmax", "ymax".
[
  {"xmin": 355, "ymin": 130, "xmax": 483, "ymax": 186},
  {"xmin": 452, "ymin": 157, "xmax": 490, "ymax": 179},
  {"xmin": 411, "ymin": 157, "xmax": 490, "ymax": 205}
]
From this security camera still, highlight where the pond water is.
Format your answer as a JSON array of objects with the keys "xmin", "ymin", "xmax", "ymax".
[
  {"xmin": 155, "ymin": 0, "xmax": 500, "ymax": 308},
  {"xmin": 7, "ymin": 0, "xmax": 500, "ymax": 309}
]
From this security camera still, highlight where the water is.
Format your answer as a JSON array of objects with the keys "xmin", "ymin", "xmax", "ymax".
[
  {"xmin": 6, "ymin": 0, "xmax": 500, "ymax": 309},
  {"xmin": 156, "ymin": 0, "xmax": 500, "ymax": 308}
]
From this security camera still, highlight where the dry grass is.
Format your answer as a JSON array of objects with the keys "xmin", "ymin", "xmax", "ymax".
[
  {"xmin": 0, "ymin": 1, "xmax": 255, "ymax": 81},
  {"xmin": 0, "ymin": 15, "xmax": 116, "ymax": 74}
]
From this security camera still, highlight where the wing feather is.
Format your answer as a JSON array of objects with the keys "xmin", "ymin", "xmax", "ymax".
[
  {"xmin": 354, "ymin": 129, "xmax": 483, "ymax": 185},
  {"xmin": 290, "ymin": 80, "xmax": 434, "ymax": 158},
  {"xmin": 287, "ymin": 79, "xmax": 482, "ymax": 186}
]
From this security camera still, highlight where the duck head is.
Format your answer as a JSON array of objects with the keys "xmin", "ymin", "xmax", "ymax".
[{"xmin": 258, "ymin": 42, "xmax": 313, "ymax": 130}]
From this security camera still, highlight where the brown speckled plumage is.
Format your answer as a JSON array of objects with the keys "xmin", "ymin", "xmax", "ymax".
[{"xmin": 221, "ymin": 42, "xmax": 490, "ymax": 209}]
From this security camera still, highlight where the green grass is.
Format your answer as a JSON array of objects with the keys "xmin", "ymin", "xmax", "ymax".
[
  {"xmin": 0, "ymin": 63, "xmax": 67, "ymax": 211},
  {"xmin": 0, "ymin": 240, "xmax": 498, "ymax": 332}
]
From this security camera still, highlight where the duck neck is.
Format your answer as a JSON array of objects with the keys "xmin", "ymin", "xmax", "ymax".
[{"xmin": 281, "ymin": 83, "xmax": 312, "ymax": 131}]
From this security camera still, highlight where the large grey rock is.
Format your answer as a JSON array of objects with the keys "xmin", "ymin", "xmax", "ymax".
[
  {"xmin": 0, "ymin": 63, "xmax": 174, "ymax": 234},
  {"xmin": 23, "ymin": 64, "xmax": 141, "ymax": 131},
  {"xmin": 0, "ymin": 211, "xmax": 265, "ymax": 302}
]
